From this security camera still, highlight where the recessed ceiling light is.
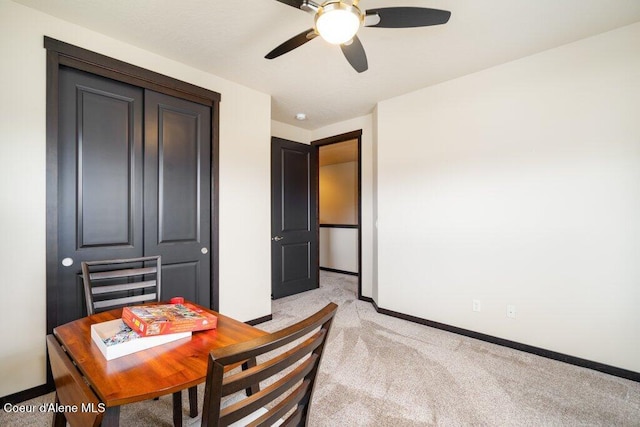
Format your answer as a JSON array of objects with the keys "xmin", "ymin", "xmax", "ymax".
[{"xmin": 295, "ymin": 113, "xmax": 307, "ymax": 121}]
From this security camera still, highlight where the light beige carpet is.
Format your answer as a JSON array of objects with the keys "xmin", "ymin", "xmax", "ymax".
[{"xmin": 2, "ymin": 271, "xmax": 639, "ymax": 426}]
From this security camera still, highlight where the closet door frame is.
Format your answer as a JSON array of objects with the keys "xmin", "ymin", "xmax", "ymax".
[{"xmin": 45, "ymin": 37, "xmax": 221, "ymax": 335}]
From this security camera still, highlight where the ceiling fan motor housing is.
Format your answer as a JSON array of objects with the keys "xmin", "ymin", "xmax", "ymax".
[{"xmin": 314, "ymin": 1, "xmax": 364, "ymax": 45}]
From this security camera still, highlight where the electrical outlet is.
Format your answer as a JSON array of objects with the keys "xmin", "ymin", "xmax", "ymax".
[
  {"xmin": 473, "ymin": 300, "xmax": 481, "ymax": 312},
  {"xmin": 507, "ymin": 304, "xmax": 516, "ymax": 318}
]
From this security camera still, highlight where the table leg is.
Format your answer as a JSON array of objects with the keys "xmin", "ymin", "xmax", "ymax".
[
  {"xmin": 172, "ymin": 391, "xmax": 182, "ymax": 427},
  {"xmin": 101, "ymin": 406, "xmax": 120, "ymax": 427}
]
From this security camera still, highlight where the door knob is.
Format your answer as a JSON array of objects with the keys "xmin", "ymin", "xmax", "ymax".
[
  {"xmin": 272, "ymin": 236, "xmax": 284, "ymax": 241},
  {"xmin": 201, "ymin": 247, "xmax": 208, "ymax": 254},
  {"xmin": 61, "ymin": 257, "xmax": 74, "ymax": 267}
]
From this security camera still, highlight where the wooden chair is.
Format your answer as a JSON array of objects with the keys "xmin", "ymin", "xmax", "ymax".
[
  {"xmin": 81, "ymin": 256, "xmax": 162, "ymax": 315},
  {"xmin": 47, "ymin": 334, "xmax": 103, "ymax": 427},
  {"xmin": 81, "ymin": 256, "xmax": 197, "ymax": 426},
  {"xmin": 201, "ymin": 302, "xmax": 338, "ymax": 427}
]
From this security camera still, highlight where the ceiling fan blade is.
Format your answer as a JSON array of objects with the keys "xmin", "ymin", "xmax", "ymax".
[
  {"xmin": 265, "ymin": 29, "xmax": 317, "ymax": 59},
  {"xmin": 273, "ymin": 0, "xmax": 306, "ymax": 10},
  {"xmin": 365, "ymin": 7, "xmax": 451, "ymax": 28},
  {"xmin": 340, "ymin": 36, "xmax": 368, "ymax": 73}
]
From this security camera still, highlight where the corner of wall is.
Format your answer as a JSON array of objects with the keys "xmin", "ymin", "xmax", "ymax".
[
  {"xmin": 271, "ymin": 120, "xmax": 312, "ymax": 144},
  {"xmin": 371, "ymin": 106, "xmax": 379, "ymax": 303}
]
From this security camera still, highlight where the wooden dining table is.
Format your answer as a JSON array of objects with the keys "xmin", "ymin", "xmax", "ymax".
[{"xmin": 51, "ymin": 302, "xmax": 267, "ymax": 427}]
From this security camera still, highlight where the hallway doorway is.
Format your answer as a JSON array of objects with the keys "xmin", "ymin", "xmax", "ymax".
[{"xmin": 312, "ymin": 130, "xmax": 362, "ymax": 298}]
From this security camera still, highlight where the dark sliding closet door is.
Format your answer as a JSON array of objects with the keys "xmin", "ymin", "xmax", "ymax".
[
  {"xmin": 56, "ymin": 67, "xmax": 210, "ymax": 327},
  {"xmin": 144, "ymin": 90, "xmax": 211, "ymax": 305}
]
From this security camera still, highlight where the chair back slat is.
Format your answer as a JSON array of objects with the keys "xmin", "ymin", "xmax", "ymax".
[
  {"xmin": 46, "ymin": 335, "xmax": 103, "ymax": 427},
  {"xmin": 201, "ymin": 303, "xmax": 337, "ymax": 427},
  {"xmin": 220, "ymin": 354, "xmax": 317, "ymax": 425},
  {"xmin": 89, "ymin": 266, "xmax": 157, "ymax": 280},
  {"xmin": 93, "ymin": 292, "xmax": 158, "ymax": 310},
  {"xmin": 212, "ymin": 304, "xmax": 337, "ymax": 366},
  {"xmin": 247, "ymin": 379, "xmax": 310, "ymax": 427},
  {"xmin": 91, "ymin": 280, "xmax": 157, "ymax": 295},
  {"xmin": 282, "ymin": 406, "xmax": 304, "ymax": 427},
  {"xmin": 81, "ymin": 256, "xmax": 161, "ymax": 315},
  {"xmin": 221, "ymin": 329, "xmax": 326, "ymax": 396}
]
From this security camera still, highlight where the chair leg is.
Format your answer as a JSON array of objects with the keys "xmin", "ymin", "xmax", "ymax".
[
  {"xmin": 242, "ymin": 357, "xmax": 260, "ymax": 396},
  {"xmin": 172, "ymin": 391, "xmax": 182, "ymax": 427},
  {"xmin": 188, "ymin": 386, "xmax": 198, "ymax": 418}
]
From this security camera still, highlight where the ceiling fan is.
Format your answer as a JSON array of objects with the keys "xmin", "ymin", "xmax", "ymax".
[{"xmin": 266, "ymin": 0, "xmax": 451, "ymax": 73}]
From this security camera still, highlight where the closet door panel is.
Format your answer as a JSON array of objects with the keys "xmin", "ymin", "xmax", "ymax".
[
  {"xmin": 157, "ymin": 108, "xmax": 199, "ymax": 242},
  {"xmin": 144, "ymin": 90, "xmax": 211, "ymax": 306},
  {"xmin": 57, "ymin": 67, "xmax": 144, "ymax": 324},
  {"xmin": 161, "ymin": 262, "xmax": 199, "ymax": 303}
]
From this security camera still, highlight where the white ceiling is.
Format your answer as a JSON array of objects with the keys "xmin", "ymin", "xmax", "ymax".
[{"xmin": 15, "ymin": 0, "xmax": 640, "ymax": 130}]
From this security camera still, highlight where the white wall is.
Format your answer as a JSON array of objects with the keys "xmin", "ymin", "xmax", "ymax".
[
  {"xmin": 312, "ymin": 116, "xmax": 374, "ymax": 298},
  {"xmin": 0, "ymin": 0, "xmax": 272, "ymax": 397},
  {"xmin": 271, "ymin": 120, "xmax": 311, "ymax": 144},
  {"xmin": 376, "ymin": 23, "xmax": 640, "ymax": 372},
  {"xmin": 320, "ymin": 228, "xmax": 358, "ymax": 273}
]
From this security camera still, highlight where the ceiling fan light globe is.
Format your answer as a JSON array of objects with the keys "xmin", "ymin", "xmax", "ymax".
[{"xmin": 315, "ymin": 2, "xmax": 362, "ymax": 45}]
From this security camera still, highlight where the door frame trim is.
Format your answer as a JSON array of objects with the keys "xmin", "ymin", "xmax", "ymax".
[
  {"xmin": 311, "ymin": 130, "xmax": 363, "ymax": 299},
  {"xmin": 44, "ymin": 37, "xmax": 221, "ymax": 339}
]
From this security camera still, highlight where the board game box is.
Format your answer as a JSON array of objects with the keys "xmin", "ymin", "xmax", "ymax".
[
  {"xmin": 91, "ymin": 319, "xmax": 191, "ymax": 360},
  {"xmin": 122, "ymin": 303, "xmax": 218, "ymax": 336}
]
